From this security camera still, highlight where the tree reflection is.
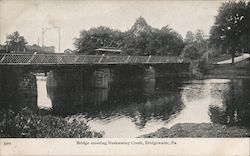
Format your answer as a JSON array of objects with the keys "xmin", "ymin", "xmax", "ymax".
[{"xmin": 209, "ymin": 79, "xmax": 250, "ymax": 127}]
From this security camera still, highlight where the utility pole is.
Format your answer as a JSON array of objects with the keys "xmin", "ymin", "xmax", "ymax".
[
  {"xmin": 37, "ymin": 37, "xmax": 40, "ymax": 52},
  {"xmin": 59, "ymin": 28, "xmax": 60, "ymax": 53},
  {"xmin": 42, "ymin": 27, "xmax": 47, "ymax": 47},
  {"xmin": 42, "ymin": 28, "xmax": 44, "ymax": 47},
  {"xmin": 5, "ymin": 33, "xmax": 9, "ymax": 52},
  {"xmin": 54, "ymin": 26, "xmax": 61, "ymax": 53}
]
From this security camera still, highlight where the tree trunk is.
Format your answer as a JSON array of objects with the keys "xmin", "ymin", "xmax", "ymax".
[{"xmin": 231, "ymin": 51, "xmax": 235, "ymax": 65}]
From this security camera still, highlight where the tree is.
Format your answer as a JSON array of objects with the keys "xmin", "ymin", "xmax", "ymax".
[
  {"xmin": 153, "ymin": 26, "xmax": 184, "ymax": 56},
  {"xmin": 185, "ymin": 31, "xmax": 194, "ymax": 44},
  {"xmin": 74, "ymin": 26, "xmax": 124, "ymax": 54},
  {"xmin": 123, "ymin": 17, "xmax": 184, "ymax": 56},
  {"xmin": 123, "ymin": 17, "xmax": 153, "ymax": 55},
  {"xmin": 209, "ymin": 1, "xmax": 250, "ymax": 64},
  {"xmin": 6, "ymin": 31, "xmax": 27, "ymax": 52},
  {"xmin": 182, "ymin": 29, "xmax": 208, "ymax": 60},
  {"xmin": 183, "ymin": 44, "xmax": 200, "ymax": 60},
  {"xmin": 129, "ymin": 16, "xmax": 152, "ymax": 36},
  {"xmin": 239, "ymin": 35, "xmax": 250, "ymax": 52},
  {"xmin": 74, "ymin": 17, "xmax": 185, "ymax": 56}
]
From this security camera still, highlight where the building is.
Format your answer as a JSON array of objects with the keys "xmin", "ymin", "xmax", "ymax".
[
  {"xmin": 94, "ymin": 47, "xmax": 123, "ymax": 55},
  {"xmin": 64, "ymin": 48, "xmax": 75, "ymax": 54},
  {"xmin": 26, "ymin": 45, "xmax": 55, "ymax": 53}
]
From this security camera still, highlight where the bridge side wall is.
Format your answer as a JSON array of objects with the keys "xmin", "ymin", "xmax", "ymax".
[
  {"xmin": 47, "ymin": 68, "xmax": 112, "ymax": 89},
  {"xmin": 153, "ymin": 63, "xmax": 191, "ymax": 78}
]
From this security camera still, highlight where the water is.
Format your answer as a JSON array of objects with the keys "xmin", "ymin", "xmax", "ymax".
[
  {"xmin": 37, "ymin": 75, "xmax": 250, "ymax": 137},
  {"xmin": 1, "ymin": 70, "xmax": 250, "ymax": 138}
]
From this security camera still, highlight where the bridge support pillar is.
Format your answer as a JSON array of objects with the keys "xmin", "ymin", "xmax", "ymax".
[
  {"xmin": 91, "ymin": 68, "xmax": 111, "ymax": 88},
  {"xmin": 46, "ymin": 68, "xmax": 113, "ymax": 89}
]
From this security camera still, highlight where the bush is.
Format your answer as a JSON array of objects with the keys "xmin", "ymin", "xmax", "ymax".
[{"xmin": 0, "ymin": 108, "xmax": 102, "ymax": 138}]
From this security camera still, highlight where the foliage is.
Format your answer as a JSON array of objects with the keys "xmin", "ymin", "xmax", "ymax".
[
  {"xmin": 185, "ymin": 31, "xmax": 195, "ymax": 43},
  {"xmin": 182, "ymin": 29, "xmax": 208, "ymax": 60},
  {"xmin": 209, "ymin": 1, "xmax": 250, "ymax": 63},
  {"xmin": 183, "ymin": 44, "xmax": 200, "ymax": 60},
  {"xmin": 6, "ymin": 31, "xmax": 27, "ymax": 52},
  {"xmin": 4, "ymin": 31, "xmax": 56, "ymax": 53},
  {"xmin": 0, "ymin": 109, "xmax": 102, "ymax": 138},
  {"xmin": 74, "ymin": 26, "xmax": 124, "ymax": 54},
  {"xmin": 74, "ymin": 17, "xmax": 184, "ymax": 56}
]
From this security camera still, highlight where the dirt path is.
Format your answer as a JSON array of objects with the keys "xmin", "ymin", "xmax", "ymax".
[{"xmin": 216, "ymin": 53, "xmax": 250, "ymax": 64}]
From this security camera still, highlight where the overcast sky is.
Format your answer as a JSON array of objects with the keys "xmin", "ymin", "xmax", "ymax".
[{"xmin": 0, "ymin": 0, "xmax": 225, "ymax": 52}]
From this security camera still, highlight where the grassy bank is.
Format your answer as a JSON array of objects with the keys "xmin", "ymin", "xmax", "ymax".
[
  {"xmin": 0, "ymin": 108, "xmax": 102, "ymax": 138},
  {"xmin": 190, "ymin": 55, "xmax": 250, "ymax": 79},
  {"xmin": 204, "ymin": 62, "xmax": 250, "ymax": 78},
  {"xmin": 139, "ymin": 123, "xmax": 250, "ymax": 138}
]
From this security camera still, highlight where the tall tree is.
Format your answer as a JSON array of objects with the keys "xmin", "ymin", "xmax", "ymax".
[
  {"xmin": 6, "ymin": 31, "xmax": 27, "ymax": 52},
  {"xmin": 74, "ymin": 26, "xmax": 124, "ymax": 54},
  {"xmin": 209, "ymin": 1, "xmax": 250, "ymax": 64},
  {"xmin": 182, "ymin": 29, "xmax": 208, "ymax": 60},
  {"xmin": 123, "ymin": 17, "xmax": 184, "ymax": 56},
  {"xmin": 123, "ymin": 17, "xmax": 153, "ymax": 55},
  {"xmin": 156, "ymin": 26, "xmax": 184, "ymax": 56},
  {"xmin": 185, "ymin": 31, "xmax": 195, "ymax": 44},
  {"xmin": 74, "ymin": 17, "xmax": 185, "ymax": 56}
]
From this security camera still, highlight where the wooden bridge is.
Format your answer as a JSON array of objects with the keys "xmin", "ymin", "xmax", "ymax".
[{"xmin": 0, "ymin": 53, "xmax": 190, "ymax": 66}]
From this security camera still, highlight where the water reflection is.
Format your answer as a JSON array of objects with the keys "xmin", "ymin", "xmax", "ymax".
[
  {"xmin": 1, "ymin": 68, "xmax": 250, "ymax": 137},
  {"xmin": 36, "ymin": 73, "xmax": 250, "ymax": 137},
  {"xmin": 209, "ymin": 79, "xmax": 250, "ymax": 127},
  {"xmin": 44, "ymin": 71, "xmax": 184, "ymax": 137},
  {"xmin": 166, "ymin": 79, "xmax": 230, "ymax": 128}
]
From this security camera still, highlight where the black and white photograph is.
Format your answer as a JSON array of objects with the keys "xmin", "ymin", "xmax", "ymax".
[{"xmin": 0, "ymin": 0, "xmax": 250, "ymax": 155}]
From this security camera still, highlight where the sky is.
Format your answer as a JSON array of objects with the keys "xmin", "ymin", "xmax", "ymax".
[{"xmin": 0, "ymin": 0, "xmax": 225, "ymax": 52}]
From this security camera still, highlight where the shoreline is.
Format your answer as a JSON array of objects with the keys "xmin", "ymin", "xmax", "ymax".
[
  {"xmin": 139, "ymin": 123, "xmax": 250, "ymax": 138},
  {"xmin": 203, "ymin": 75, "xmax": 250, "ymax": 79}
]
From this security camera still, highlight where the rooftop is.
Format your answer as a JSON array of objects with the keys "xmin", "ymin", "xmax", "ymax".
[{"xmin": 95, "ymin": 47, "xmax": 123, "ymax": 53}]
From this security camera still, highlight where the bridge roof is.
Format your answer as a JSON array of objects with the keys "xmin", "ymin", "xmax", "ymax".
[{"xmin": 95, "ymin": 47, "xmax": 123, "ymax": 53}]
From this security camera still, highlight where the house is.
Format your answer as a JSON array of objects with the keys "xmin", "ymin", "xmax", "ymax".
[{"xmin": 64, "ymin": 48, "xmax": 75, "ymax": 54}]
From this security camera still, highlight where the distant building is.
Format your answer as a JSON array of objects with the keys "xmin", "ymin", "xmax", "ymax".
[
  {"xmin": 64, "ymin": 48, "xmax": 75, "ymax": 54},
  {"xmin": 41, "ymin": 46, "xmax": 55, "ymax": 53},
  {"xmin": 26, "ymin": 45, "xmax": 55, "ymax": 53},
  {"xmin": 0, "ymin": 45, "xmax": 6, "ymax": 53},
  {"xmin": 94, "ymin": 47, "xmax": 123, "ymax": 55}
]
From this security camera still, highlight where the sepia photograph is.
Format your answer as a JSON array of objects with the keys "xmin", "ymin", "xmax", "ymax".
[{"xmin": 0, "ymin": 0, "xmax": 250, "ymax": 155}]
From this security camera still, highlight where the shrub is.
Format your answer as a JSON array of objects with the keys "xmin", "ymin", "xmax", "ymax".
[{"xmin": 0, "ymin": 108, "xmax": 102, "ymax": 138}]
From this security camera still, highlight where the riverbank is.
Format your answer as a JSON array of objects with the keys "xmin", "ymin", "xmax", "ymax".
[
  {"xmin": 139, "ymin": 123, "xmax": 250, "ymax": 138},
  {"xmin": 204, "ymin": 65, "xmax": 250, "ymax": 79},
  {"xmin": 0, "ymin": 108, "xmax": 102, "ymax": 138},
  {"xmin": 196, "ymin": 57, "xmax": 250, "ymax": 79}
]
